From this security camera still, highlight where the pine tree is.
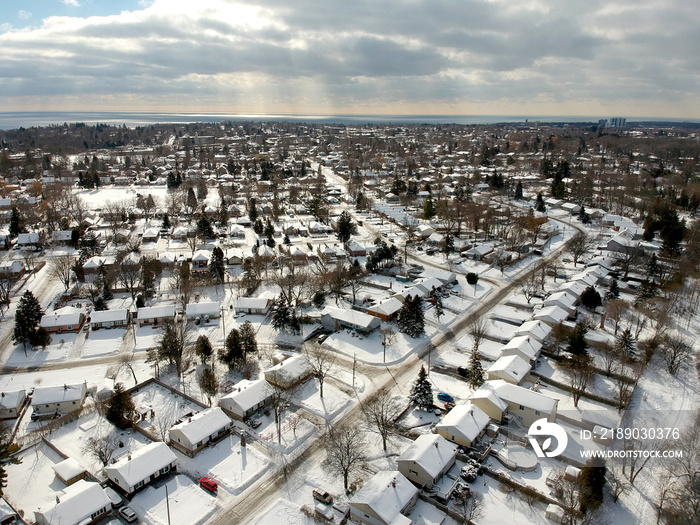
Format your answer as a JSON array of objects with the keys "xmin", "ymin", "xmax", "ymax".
[
  {"xmin": 248, "ymin": 198, "xmax": 258, "ymax": 222},
  {"xmin": 535, "ymin": 193, "xmax": 546, "ymax": 213},
  {"xmin": 239, "ymin": 321, "xmax": 258, "ymax": 356},
  {"xmin": 0, "ymin": 431, "xmax": 20, "ymax": 496},
  {"xmin": 409, "ymin": 365, "xmax": 433, "ymax": 409},
  {"xmin": 13, "ymin": 290, "xmax": 44, "ymax": 352},
  {"xmin": 199, "ymin": 367, "xmax": 218, "ymax": 406},
  {"xmin": 195, "ymin": 335, "xmax": 213, "ymax": 364},
  {"xmin": 209, "ymin": 246, "xmax": 225, "ymax": 284},
  {"xmin": 8, "ymin": 207, "xmax": 22, "ymax": 238},
  {"xmin": 578, "ymin": 457, "xmax": 606, "ymax": 513},
  {"xmin": 605, "ymin": 279, "xmax": 620, "ymax": 301},
  {"xmin": 162, "ymin": 213, "xmax": 171, "ymax": 229},
  {"xmin": 106, "ymin": 383, "xmax": 135, "ymax": 429},
  {"xmin": 567, "ymin": 322, "xmax": 589, "ymax": 356},
  {"xmin": 467, "ymin": 349, "xmax": 484, "ymax": 388},
  {"xmin": 336, "ymin": 211, "xmax": 355, "ymax": 244},
  {"xmin": 196, "ymin": 215, "xmax": 214, "ymax": 239},
  {"xmin": 514, "ymin": 181, "xmax": 524, "ymax": 200},
  {"xmin": 271, "ymin": 296, "xmax": 291, "ymax": 332},
  {"xmin": 398, "ymin": 295, "xmax": 424, "ymax": 338},
  {"xmin": 220, "ymin": 328, "xmax": 243, "ymax": 369}
]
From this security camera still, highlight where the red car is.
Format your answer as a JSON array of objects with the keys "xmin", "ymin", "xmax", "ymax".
[{"xmin": 200, "ymin": 477, "xmax": 218, "ymax": 493}]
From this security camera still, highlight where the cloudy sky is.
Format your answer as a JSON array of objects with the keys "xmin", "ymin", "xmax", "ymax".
[{"xmin": 0, "ymin": 0, "xmax": 698, "ymax": 118}]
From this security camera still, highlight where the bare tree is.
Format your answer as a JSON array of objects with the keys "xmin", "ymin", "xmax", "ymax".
[
  {"xmin": 267, "ymin": 383, "xmax": 297, "ymax": 444},
  {"xmin": 82, "ymin": 435, "xmax": 119, "ymax": 466},
  {"xmin": 606, "ymin": 467, "xmax": 629, "ymax": 503},
  {"xmin": 119, "ymin": 352, "xmax": 138, "ymax": 385},
  {"xmin": 620, "ymin": 436, "xmax": 652, "ymax": 485},
  {"xmin": 153, "ymin": 411, "xmax": 175, "ymax": 442},
  {"xmin": 605, "ymin": 299, "xmax": 628, "ymax": 335},
  {"xmin": 0, "ymin": 279, "xmax": 11, "ymax": 313},
  {"xmin": 467, "ymin": 317, "xmax": 490, "ymax": 355},
  {"xmin": 454, "ymin": 490, "xmax": 484, "ymax": 524},
  {"xmin": 566, "ymin": 232, "xmax": 595, "ymax": 267},
  {"xmin": 520, "ymin": 271, "xmax": 539, "ymax": 303},
  {"xmin": 563, "ymin": 355, "xmax": 594, "ymax": 408},
  {"xmin": 362, "ymin": 388, "xmax": 403, "ymax": 452},
  {"xmin": 661, "ymin": 335, "xmax": 692, "ymax": 375},
  {"xmin": 323, "ymin": 422, "xmax": 367, "ymax": 492},
  {"xmin": 304, "ymin": 343, "xmax": 336, "ymax": 399},
  {"xmin": 49, "ymin": 254, "xmax": 74, "ymax": 291}
]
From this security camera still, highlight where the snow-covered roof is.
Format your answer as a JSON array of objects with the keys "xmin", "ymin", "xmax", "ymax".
[
  {"xmin": 137, "ymin": 305, "xmax": 176, "ymax": 319},
  {"xmin": 192, "ymin": 249, "xmax": 211, "ymax": 261},
  {"xmin": 488, "ymin": 379, "xmax": 558, "ymax": 413},
  {"xmin": 36, "ymin": 480, "xmax": 110, "ymax": 525},
  {"xmin": 265, "ymin": 354, "xmax": 313, "ymax": 385},
  {"xmin": 40, "ymin": 306, "xmax": 84, "ymax": 328},
  {"xmin": 169, "ymin": 407, "xmax": 231, "ymax": 445},
  {"xmin": 321, "ymin": 306, "xmax": 379, "ymax": 330},
  {"xmin": 236, "ymin": 297, "xmax": 271, "ymax": 310},
  {"xmin": 436, "ymin": 403, "xmax": 490, "ymax": 443},
  {"xmin": 31, "ymin": 383, "xmax": 86, "ymax": 406},
  {"xmin": 17, "ymin": 232, "xmax": 39, "ymax": 244},
  {"xmin": 185, "ymin": 301, "xmax": 220, "ymax": 316},
  {"xmin": 0, "ymin": 389, "xmax": 24, "ymax": 409},
  {"xmin": 416, "ymin": 277, "xmax": 444, "ymax": 293},
  {"xmin": 90, "ymin": 309, "xmax": 129, "ymax": 323},
  {"xmin": 367, "ymin": 297, "xmax": 403, "ymax": 317},
  {"xmin": 105, "ymin": 442, "xmax": 176, "ymax": 487},
  {"xmin": 487, "ymin": 354, "xmax": 531, "ymax": 382},
  {"xmin": 221, "ymin": 379, "xmax": 271, "ymax": 413},
  {"xmin": 397, "ymin": 434, "xmax": 457, "ymax": 479},
  {"xmin": 514, "ymin": 320, "xmax": 552, "ymax": 343},
  {"xmin": 544, "ymin": 291, "xmax": 577, "ymax": 309},
  {"xmin": 501, "ymin": 335, "xmax": 542, "ymax": 361},
  {"xmin": 469, "ymin": 384, "xmax": 509, "ymax": 412},
  {"xmin": 350, "ymin": 471, "xmax": 417, "ymax": 525},
  {"xmin": 52, "ymin": 457, "xmax": 87, "ymax": 481},
  {"xmin": 533, "ymin": 305, "xmax": 569, "ymax": 324}
]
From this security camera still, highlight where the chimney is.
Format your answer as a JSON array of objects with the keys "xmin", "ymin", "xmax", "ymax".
[
  {"xmin": 391, "ymin": 479, "xmax": 396, "ymax": 488},
  {"xmin": 128, "ymin": 454, "xmax": 132, "ymax": 460},
  {"xmin": 64, "ymin": 384, "xmax": 68, "ymax": 391}
]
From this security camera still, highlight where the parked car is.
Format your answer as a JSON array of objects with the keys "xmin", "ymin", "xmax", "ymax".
[
  {"xmin": 313, "ymin": 489, "xmax": 333, "ymax": 505},
  {"xmin": 444, "ymin": 401, "xmax": 456, "ymax": 412},
  {"xmin": 437, "ymin": 392, "xmax": 454, "ymax": 403},
  {"xmin": 119, "ymin": 506, "xmax": 138, "ymax": 523},
  {"xmin": 104, "ymin": 486, "xmax": 123, "ymax": 508},
  {"xmin": 200, "ymin": 477, "xmax": 218, "ymax": 493},
  {"xmin": 457, "ymin": 367, "xmax": 468, "ymax": 377},
  {"xmin": 249, "ymin": 419, "xmax": 262, "ymax": 429}
]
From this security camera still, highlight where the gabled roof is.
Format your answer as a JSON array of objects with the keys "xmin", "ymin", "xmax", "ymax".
[
  {"xmin": 514, "ymin": 320, "xmax": 552, "ymax": 342},
  {"xmin": 40, "ymin": 307, "xmax": 84, "ymax": 328},
  {"xmin": 90, "ymin": 309, "xmax": 129, "ymax": 323},
  {"xmin": 221, "ymin": 379, "xmax": 271, "ymax": 412},
  {"xmin": 169, "ymin": 407, "xmax": 231, "ymax": 445},
  {"xmin": 105, "ymin": 442, "xmax": 176, "ymax": 487},
  {"xmin": 487, "ymin": 354, "xmax": 531, "ymax": 382},
  {"xmin": 502, "ymin": 335, "xmax": 542, "ymax": 361},
  {"xmin": 397, "ymin": 434, "xmax": 457, "ymax": 479},
  {"xmin": 350, "ymin": 471, "xmax": 417, "ymax": 524},
  {"xmin": 436, "ymin": 403, "xmax": 490, "ymax": 443},
  {"xmin": 31, "ymin": 383, "xmax": 86, "ymax": 406},
  {"xmin": 487, "ymin": 379, "xmax": 558, "ymax": 413},
  {"xmin": 36, "ymin": 480, "xmax": 110, "ymax": 524}
]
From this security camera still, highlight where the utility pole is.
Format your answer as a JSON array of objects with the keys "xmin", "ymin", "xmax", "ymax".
[
  {"xmin": 165, "ymin": 484, "xmax": 171, "ymax": 525},
  {"xmin": 220, "ymin": 304, "xmax": 226, "ymax": 340},
  {"xmin": 352, "ymin": 353, "xmax": 356, "ymax": 388}
]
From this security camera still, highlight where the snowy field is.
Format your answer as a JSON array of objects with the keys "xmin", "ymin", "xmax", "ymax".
[
  {"xmin": 294, "ymin": 379, "xmax": 354, "ymax": 422},
  {"xmin": 81, "ymin": 328, "xmax": 126, "ymax": 358},
  {"xmin": 324, "ymin": 325, "xmax": 435, "ymax": 364},
  {"xmin": 130, "ymin": 474, "xmax": 218, "ymax": 525},
  {"xmin": 5, "ymin": 333, "xmax": 77, "ymax": 366}
]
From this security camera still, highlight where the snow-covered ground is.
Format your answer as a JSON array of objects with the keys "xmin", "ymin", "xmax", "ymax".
[
  {"xmin": 81, "ymin": 328, "xmax": 126, "ymax": 358},
  {"xmin": 130, "ymin": 474, "xmax": 218, "ymax": 525}
]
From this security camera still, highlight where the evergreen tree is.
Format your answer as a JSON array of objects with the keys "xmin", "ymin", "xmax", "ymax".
[
  {"xmin": 271, "ymin": 296, "xmax": 291, "ymax": 332},
  {"xmin": 615, "ymin": 328, "xmax": 636, "ymax": 357},
  {"xmin": 567, "ymin": 322, "xmax": 589, "ymax": 356},
  {"xmin": 398, "ymin": 295, "xmax": 425, "ymax": 338},
  {"xmin": 106, "ymin": 383, "xmax": 135, "ymax": 429},
  {"xmin": 514, "ymin": 180, "xmax": 524, "ymax": 200},
  {"xmin": 442, "ymin": 233, "xmax": 454, "ymax": 257},
  {"xmin": 635, "ymin": 278, "xmax": 657, "ymax": 306},
  {"xmin": 94, "ymin": 296, "xmax": 108, "ymax": 311},
  {"xmin": 8, "ymin": 207, "xmax": 23, "ymax": 238},
  {"xmin": 467, "ymin": 349, "xmax": 485, "ymax": 388},
  {"xmin": 13, "ymin": 290, "xmax": 43, "ymax": 352},
  {"xmin": 195, "ymin": 335, "xmax": 213, "ymax": 364},
  {"xmin": 580, "ymin": 286, "xmax": 602, "ymax": 310},
  {"xmin": 196, "ymin": 215, "xmax": 214, "ymax": 239},
  {"xmin": 605, "ymin": 279, "xmax": 620, "ymax": 301},
  {"xmin": 336, "ymin": 211, "xmax": 355, "ymax": 244},
  {"xmin": 0, "ymin": 431, "xmax": 20, "ymax": 496},
  {"xmin": 409, "ymin": 365, "xmax": 433, "ymax": 409},
  {"xmin": 253, "ymin": 219, "xmax": 264, "ymax": 235},
  {"xmin": 433, "ymin": 291, "xmax": 444, "ymax": 324},
  {"xmin": 209, "ymin": 246, "xmax": 225, "ymax": 284},
  {"xmin": 578, "ymin": 205, "xmax": 591, "ymax": 224},
  {"xmin": 578, "ymin": 457, "xmax": 606, "ymax": 513},
  {"xmin": 167, "ymin": 172, "xmax": 177, "ymax": 189},
  {"xmin": 220, "ymin": 328, "xmax": 243, "ymax": 369},
  {"xmin": 199, "ymin": 367, "xmax": 219, "ymax": 406},
  {"xmin": 186, "ymin": 187, "xmax": 198, "ymax": 211},
  {"xmin": 140, "ymin": 260, "xmax": 157, "ymax": 300},
  {"xmin": 534, "ymin": 193, "xmax": 546, "ymax": 213},
  {"xmin": 162, "ymin": 213, "xmax": 171, "ymax": 229},
  {"xmin": 423, "ymin": 195, "xmax": 436, "ymax": 220},
  {"xmin": 248, "ymin": 198, "xmax": 258, "ymax": 222},
  {"xmin": 240, "ymin": 321, "xmax": 258, "ymax": 356}
]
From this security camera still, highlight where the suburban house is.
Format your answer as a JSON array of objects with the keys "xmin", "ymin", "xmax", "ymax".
[
  {"xmin": 396, "ymin": 434, "xmax": 457, "ymax": 489},
  {"xmin": 471, "ymin": 380, "xmax": 558, "ymax": 427},
  {"xmin": 51, "ymin": 230, "xmax": 74, "ymax": 245},
  {"xmin": 185, "ymin": 301, "xmax": 221, "ymax": 320},
  {"xmin": 142, "ymin": 228, "xmax": 159, "ymax": 243},
  {"xmin": 345, "ymin": 240, "xmax": 367, "ymax": 257},
  {"xmin": 264, "ymin": 354, "xmax": 313, "ymax": 390},
  {"xmin": 105, "ymin": 442, "xmax": 177, "ymax": 496},
  {"xmin": 486, "ymin": 354, "xmax": 531, "ymax": 384},
  {"xmin": 168, "ymin": 407, "xmax": 233, "ymax": 457},
  {"xmin": 0, "ymin": 389, "xmax": 26, "ymax": 419},
  {"xmin": 235, "ymin": 296, "xmax": 273, "ymax": 315},
  {"xmin": 0, "ymin": 260, "xmax": 24, "ymax": 278},
  {"xmin": 34, "ymin": 480, "xmax": 111, "ymax": 525},
  {"xmin": 533, "ymin": 305, "xmax": 570, "ymax": 326},
  {"xmin": 39, "ymin": 306, "xmax": 85, "ymax": 333},
  {"xmin": 82, "ymin": 255, "xmax": 116, "ymax": 281},
  {"xmin": 435, "ymin": 403, "xmax": 490, "ymax": 448},
  {"xmin": 220, "ymin": 379, "xmax": 273, "ymax": 420},
  {"xmin": 52, "ymin": 457, "xmax": 88, "ymax": 486},
  {"xmin": 191, "ymin": 250, "xmax": 210, "ymax": 270},
  {"xmin": 31, "ymin": 383, "xmax": 87, "ymax": 416},
  {"xmin": 17, "ymin": 232, "xmax": 40, "ymax": 248},
  {"xmin": 464, "ymin": 243, "xmax": 494, "ymax": 261},
  {"xmin": 543, "ymin": 291, "xmax": 578, "ymax": 316},
  {"xmin": 0, "ymin": 498, "xmax": 18, "ymax": 525},
  {"xmin": 136, "ymin": 305, "xmax": 176, "ymax": 327},
  {"xmin": 500, "ymin": 335, "xmax": 543, "ymax": 363},
  {"xmin": 349, "ymin": 471, "xmax": 419, "ymax": 525},
  {"xmin": 89, "ymin": 309, "xmax": 130, "ymax": 330},
  {"xmin": 320, "ymin": 306, "xmax": 381, "ymax": 335},
  {"xmin": 366, "ymin": 297, "xmax": 403, "ymax": 322},
  {"xmin": 514, "ymin": 320, "xmax": 552, "ymax": 343}
]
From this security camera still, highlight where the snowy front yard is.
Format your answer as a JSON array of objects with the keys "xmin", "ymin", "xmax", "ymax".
[{"xmin": 130, "ymin": 474, "xmax": 218, "ymax": 525}]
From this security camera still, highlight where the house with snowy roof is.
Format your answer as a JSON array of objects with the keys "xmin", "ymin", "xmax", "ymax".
[
  {"xmin": 235, "ymin": 296, "xmax": 273, "ymax": 315},
  {"xmin": 470, "ymin": 380, "xmax": 558, "ymax": 427},
  {"xmin": 396, "ymin": 434, "xmax": 457, "ymax": 489},
  {"xmin": 105, "ymin": 442, "xmax": 177, "ymax": 496},
  {"xmin": 0, "ymin": 389, "xmax": 25, "ymax": 419},
  {"xmin": 486, "ymin": 354, "xmax": 531, "ymax": 384},
  {"xmin": 349, "ymin": 470, "xmax": 419, "ymax": 525},
  {"xmin": 168, "ymin": 407, "xmax": 233, "ymax": 457},
  {"xmin": 435, "ymin": 403, "xmax": 490, "ymax": 448},
  {"xmin": 220, "ymin": 379, "xmax": 273, "ymax": 420},
  {"xmin": 533, "ymin": 305, "xmax": 570, "ymax": 326},
  {"xmin": 136, "ymin": 305, "xmax": 176, "ymax": 327},
  {"xmin": 264, "ymin": 354, "xmax": 313, "ymax": 390},
  {"xmin": 514, "ymin": 320, "xmax": 552, "ymax": 343},
  {"xmin": 34, "ymin": 480, "xmax": 111, "ymax": 525},
  {"xmin": 89, "ymin": 308, "xmax": 130, "ymax": 330},
  {"xmin": 40, "ymin": 306, "xmax": 85, "ymax": 333},
  {"xmin": 366, "ymin": 297, "xmax": 403, "ymax": 322},
  {"xmin": 185, "ymin": 301, "xmax": 221, "ymax": 320},
  {"xmin": 52, "ymin": 457, "xmax": 88, "ymax": 486},
  {"xmin": 31, "ymin": 383, "xmax": 87, "ymax": 416},
  {"xmin": 501, "ymin": 335, "xmax": 543, "ymax": 363},
  {"xmin": 321, "ymin": 306, "xmax": 381, "ymax": 335}
]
